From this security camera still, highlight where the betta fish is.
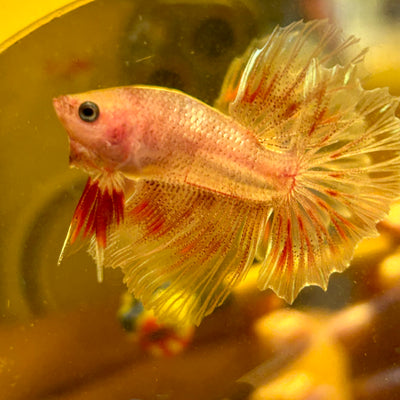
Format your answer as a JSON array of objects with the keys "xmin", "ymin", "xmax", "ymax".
[{"xmin": 53, "ymin": 20, "xmax": 400, "ymax": 325}]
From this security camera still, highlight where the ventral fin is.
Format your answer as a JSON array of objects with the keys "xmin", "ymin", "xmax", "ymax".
[{"xmin": 58, "ymin": 173, "xmax": 126, "ymax": 281}]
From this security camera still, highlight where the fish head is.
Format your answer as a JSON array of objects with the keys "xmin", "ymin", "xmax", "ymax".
[{"xmin": 53, "ymin": 88, "xmax": 136, "ymax": 173}]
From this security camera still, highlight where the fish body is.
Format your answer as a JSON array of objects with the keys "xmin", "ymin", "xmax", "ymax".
[
  {"xmin": 54, "ymin": 87, "xmax": 295, "ymax": 202},
  {"xmin": 54, "ymin": 20, "xmax": 400, "ymax": 325}
]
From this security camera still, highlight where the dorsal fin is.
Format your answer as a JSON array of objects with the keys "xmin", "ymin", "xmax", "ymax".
[{"xmin": 215, "ymin": 20, "xmax": 366, "ymax": 152}]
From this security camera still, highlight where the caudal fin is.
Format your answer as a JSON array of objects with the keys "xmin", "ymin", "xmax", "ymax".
[{"xmin": 217, "ymin": 20, "xmax": 400, "ymax": 303}]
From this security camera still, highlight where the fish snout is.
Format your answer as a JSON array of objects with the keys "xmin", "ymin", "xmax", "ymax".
[
  {"xmin": 52, "ymin": 95, "xmax": 66, "ymax": 114},
  {"xmin": 52, "ymin": 95, "xmax": 75, "ymax": 119}
]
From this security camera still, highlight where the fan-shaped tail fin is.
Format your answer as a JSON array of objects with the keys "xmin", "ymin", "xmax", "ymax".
[{"xmin": 217, "ymin": 20, "xmax": 400, "ymax": 303}]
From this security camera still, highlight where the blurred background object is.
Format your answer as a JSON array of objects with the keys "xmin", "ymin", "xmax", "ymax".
[{"xmin": 0, "ymin": 0, "xmax": 93, "ymax": 52}]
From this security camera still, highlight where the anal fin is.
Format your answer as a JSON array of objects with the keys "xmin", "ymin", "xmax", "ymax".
[{"xmin": 91, "ymin": 180, "xmax": 266, "ymax": 325}]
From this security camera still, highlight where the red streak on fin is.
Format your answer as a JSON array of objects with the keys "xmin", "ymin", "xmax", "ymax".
[
  {"xmin": 148, "ymin": 217, "xmax": 165, "ymax": 235},
  {"xmin": 326, "ymin": 189, "xmax": 339, "ymax": 197},
  {"xmin": 131, "ymin": 200, "xmax": 166, "ymax": 236},
  {"xmin": 132, "ymin": 200, "xmax": 150, "ymax": 215},
  {"xmin": 70, "ymin": 177, "xmax": 125, "ymax": 248},
  {"xmin": 96, "ymin": 189, "xmax": 113, "ymax": 248},
  {"xmin": 244, "ymin": 72, "xmax": 267, "ymax": 103},
  {"xmin": 70, "ymin": 180, "xmax": 99, "ymax": 243}
]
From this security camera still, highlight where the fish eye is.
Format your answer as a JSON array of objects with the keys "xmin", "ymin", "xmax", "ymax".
[{"xmin": 78, "ymin": 101, "xmax": 99, "ymax": 122}]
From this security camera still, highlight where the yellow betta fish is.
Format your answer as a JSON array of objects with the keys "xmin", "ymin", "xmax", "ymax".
[{"xmin": 53, "ymin": 20, "xmax": 400, "ymax": 325}]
